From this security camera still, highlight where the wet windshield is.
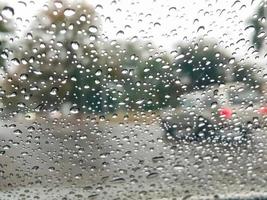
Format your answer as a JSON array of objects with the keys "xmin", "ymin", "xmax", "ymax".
[
  {"xmin": 229, "ymin": 89, "xmax": 262, "ymax": 105},
  {"xmin": 0, "ymin": 0, "xmax": 267, "ymax": 199}
]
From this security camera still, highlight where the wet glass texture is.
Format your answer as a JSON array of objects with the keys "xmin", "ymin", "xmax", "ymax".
[{"xmin": 0, "ymin": 0, "xmax": 266, "ymax": 199}]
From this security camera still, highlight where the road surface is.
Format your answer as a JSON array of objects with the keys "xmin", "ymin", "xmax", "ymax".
[{"xmin": 0, "ymin": 119, "xmax": 266, "ymax": 199}]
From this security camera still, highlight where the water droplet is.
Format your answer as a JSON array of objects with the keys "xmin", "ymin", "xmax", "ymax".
[
  {"xmin": 197, "ymin": 26, "xmax": 205, "ymax": 32},
  {"xmin": 50, "ymin": 87, "xmax": 58, "ymax": 96},
  {"xmin": 95, "ymin": 69, "xmax": 102, "ymax": 76},
  {"xmin": 257, "ymin": 31, "xmax": 265, "ymax": 38},
  {"xmin": 174, "ymin": 164, "xmax": 185, "ymax": 171},
  {"xmin": 48, "ymin": 167, "xmax": 55, "ymax": 172},
  {"xmin": 152, "ymin": 156, "xmax": 165, "ymax": 163},
  {"xmin": 146, "ymin": 172, "xmax": 159, "ymax": 179},
  {"xmin": 229, "ymin": 58, "xmax": 235, "ymax": 64},
  {"xmin": 95, "ymin": 4, "xmax": 103, "ymax": 12},
  {"xmin": 89, "ymin": 25, "xmax": 98, "ymax": 33},
  {"xmin": 17, "ymin": 102, "xmax": 26, "ymax": 108},
  {"xmin": 169, "ymin": 7, "xmax": 177, "ymax": 12},
  {"xmin": 32, "ymin": 166, "xmax": 39, "ymax": 171},
  {"xmin": 54, "ymin": 1, "xmax": 63, "ymax": 8},
  {"xmin": 136, "ymin": 100, "xmax": 144, "ymax": 105},
  {"xmin": 1, "ymin": 52, "xmax": 8, "ymax": 59},
  {"xmin": 110, "ymin": 177, "xmax": 126, "ymax": 183},
  {"xmin": 79, "ymin": 14, "xmax": 86, "ymax": 21},
  {"xmin": 3, "ymin": 145, "xmax": 10, "ymax": 150},
  {"xmin": 13, "ymin": 129, "xmax": 22, "ymax": 135},
  {"xmin": 11, "ymin": 58, "xmax": 20, "ymax": 66},
  {"xmin": 64, "ymin": 8, "xmax": 75, "ymax": 17},
  {"xmin": 26, "ymin": 32, "xmax": 33, "ymax": 40},
  {"xmin": 162, "ymin": 65, "xmax": 170, "ymax": 69},
  {"xmin": 27, "ymin": 126, "xmax": 35, "ymax": 132},
  {"xmin": 244, "ymin": 25, "xmax": 255, "ymax": 32},
  {"xmin": 70, "ymin": 106, "xmax": 79, "ymax": 114},
  {"xmin": 154, "ymin": 22, "xmax": 161, "ymax": 28},
  {"xmin": 71, "ymin": 41, "xmax": 79, "ymax": 50},
  {"xmin": 20, "ymin": 73, "xmax": 28, "ymax": 80},
  {"xmin": 116, "ymin": 30, "xmax": 124, "ymax": 37},
  {"xmin": 211, "ymin": 102, "xmax": 218, "ymax": 108},
  {"xmin": 95, "ymin": 79, "xmax": 100, "ymax": 84},
  {"xmin": 18, "ymin": 1, "xmax": 27, "ymax": 8},
  {"xmin": 75, "ymin": 173, "xmax": 82, "ymax": 179},
  {"xmin": 2, "ymin": 6, "xmax": 14, "ymax": 18}
]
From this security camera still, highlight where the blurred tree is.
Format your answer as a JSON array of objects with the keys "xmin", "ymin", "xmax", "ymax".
[
  {"xmin": 173, "ymin": 39, "xmax": 261, "ymax": 94},
  {"xmin": 1, "ymin": 0, "xmax": 261, "ymax": 116},
  {"xmin": 247, "ymin": 2, "xmax": 267, "ymax": 93},
  {"xmin": 99, "ymin": 41, "xmax": 173, "ymax": 111},
  {"xmin": 0, "ymin": 7, "xmax": 10, "ymax": 69},
  {"xmin": 0, "ymin": 4, "xmax": 15, "ymax": 117},
  {"xmin": 3, "ymin": 0, "xmax": 105, "ymax": 115},
  {"xmin": 99, "ymin": 39, "xmax": 261, "ymax": 111},
  {"xmin": 248, "ymin": 1, "xmax": 267, "ymax": 51},
  {"xmin": 232, "ymin": 64, "xmax": 261, "ymax": 88},
  {"xmin": 174, "ymin": 40, "xmax": 228, "ymax": 91}
]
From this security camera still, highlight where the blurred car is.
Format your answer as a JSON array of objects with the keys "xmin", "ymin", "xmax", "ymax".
[{"xmin": 160, "ymin": 83, "xmax": 267, "ymax": 143}]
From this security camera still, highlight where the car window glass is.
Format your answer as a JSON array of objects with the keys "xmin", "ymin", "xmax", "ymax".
[{"xmin": 0, "ymin": 0, "xmax": 267, "ymax": 199}]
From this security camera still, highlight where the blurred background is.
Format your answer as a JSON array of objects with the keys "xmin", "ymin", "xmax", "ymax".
[
  {"xmin": 0, "ymin": 0, "xmax": 266, "ymax": 118},
  {"xmin": 0, "ymin": 0, "xmax": 267, "ymax": 199}
]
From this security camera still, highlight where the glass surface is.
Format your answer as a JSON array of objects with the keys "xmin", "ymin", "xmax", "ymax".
[
  {"xmin": 0, "ymin": 0, "xmax": 267, "ymax": 199},
  {"xmin": 229, "ymin": 89, "xmax": 262, "ymax": 104}
]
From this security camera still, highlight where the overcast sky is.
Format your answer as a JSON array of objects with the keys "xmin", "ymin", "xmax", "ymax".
[{"xmin": 4, "ymin": 0, "xmax": 265, "ymax": 64}]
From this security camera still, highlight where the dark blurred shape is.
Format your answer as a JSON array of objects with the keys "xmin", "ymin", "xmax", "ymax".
[
  {"xmin": 174, "ymin": 40, "xmax": 227, "ymax": 90},
  {"xmin": 174, "ymin": 39, "xmax": 261, "ymax": 94},
  {"xmin": 248, "ymin": 1, "xmax": 266, "ymax": 51}
]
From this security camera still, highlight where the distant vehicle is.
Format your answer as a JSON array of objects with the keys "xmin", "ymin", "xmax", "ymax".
[{"xmin": 160, "ymin": 83, "xmax": 267, "ymax": 143}]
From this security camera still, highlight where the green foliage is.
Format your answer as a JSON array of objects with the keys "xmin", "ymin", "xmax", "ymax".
[
  {"xmin": 232, "ymin": 64, "xmax": 261, "ymax": 88},
  {"xmin": 249, "ymin": 2, "xmax": 266, "ymax": 51},
  {"xmin": 98, "ymin": 41, "xmax": 175, "ymax": 111},
  {"xmin": 174, "ymin": 41, "xmax": 228, "ymax": 91},
  {"xmin": 4, "ymin": 1, "xmax": 103, "ymax": 114},
  {"xmin": 1, "ymin": 1, "xmax": 262, "ymax": 115},
  {"xmin": 173, "ymin": 40, "xmax": 261, "ymax": 95}
]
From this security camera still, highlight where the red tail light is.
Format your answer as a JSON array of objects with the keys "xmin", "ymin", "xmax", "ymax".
[
  {"xmin": 218, "ymin": 107, "xmax": 232, "ymax": 119},
  {"xmin": 259, "ymin": 106, "xmax": 267, "ymax": 115}
]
